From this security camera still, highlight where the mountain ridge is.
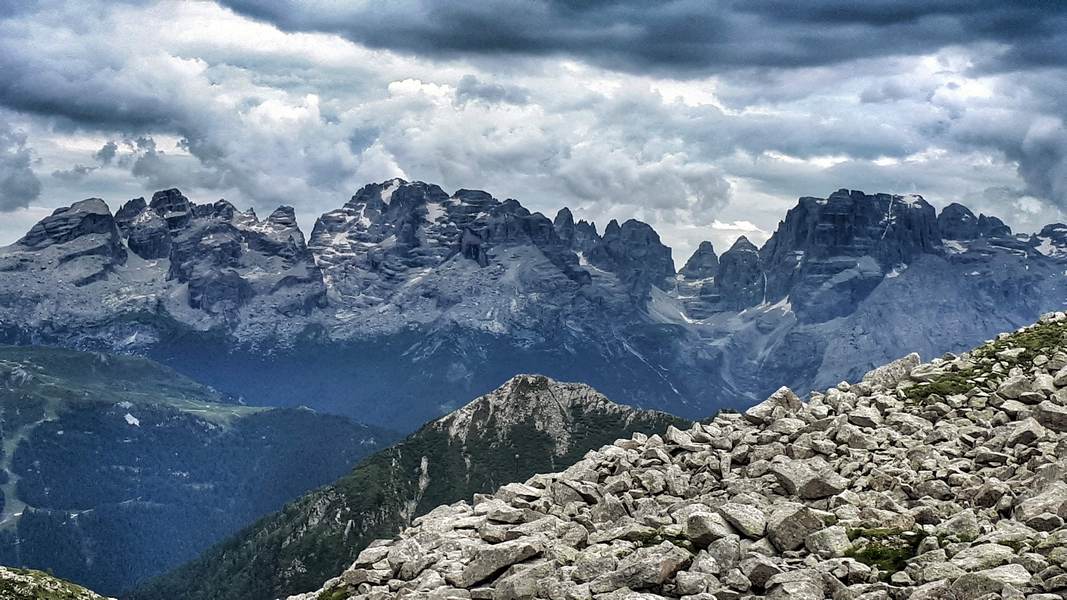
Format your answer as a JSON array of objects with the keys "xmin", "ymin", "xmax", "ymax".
[
  {"xmin": 1, "ymin": 180, "xmax": 1065, "ymax": 429},
  {"xmin": 130, "ymin": 374, "xmax": 689, "ymax": 600}
]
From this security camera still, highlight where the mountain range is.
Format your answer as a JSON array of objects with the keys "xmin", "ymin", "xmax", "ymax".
[{"xmin": 1, "ymin": 181, "xmax": 1064, "ymax": 431}]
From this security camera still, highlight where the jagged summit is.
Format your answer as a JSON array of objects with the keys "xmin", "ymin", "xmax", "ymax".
[
  {"xmin": 2, "ymin": 181, "xmax": 1067, "ymax": 429},
  {"xmin": 553, "ymin": 207, "xmax": 600, "ymax": 255},
  {"xmin": 294, "ymin": 312, "xmax": 1067, "ymax": 600},
  {"xmin": 587, "ymin": 218, "xmax": 675, "ymax": 296},
  {"xmin": 679, "ymin": 241, "xmax": 718, "ymax": 281},
  {"xmin": 938, "ymin": 202, "xmax": 1014, "ymax": 241}
]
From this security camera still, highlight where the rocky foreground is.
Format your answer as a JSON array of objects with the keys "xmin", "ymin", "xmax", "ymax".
[{"xmin": 294, "ymin": 313, "xmax": 1067, "ymax": 600}]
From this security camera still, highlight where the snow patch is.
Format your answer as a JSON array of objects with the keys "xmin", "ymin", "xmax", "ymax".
[
  {"xmin": 943, "ymin": 240, "xmax": 968, "ymax": 254},
  {"xmin": 898, "ymin": 194, "xmax": 924, "ymax": 207},
  {"xmin": 765, "ymin": 296, "xmax": 793, "ymax": 313},
  {"xmin": 647, "ymin": 286, "xmax": 696, "ymax": 324},
  {"xmin": 425, "ymin": 201, "xmax": 446, "ymax": 224},
  {"xmin": 1035, "ymin": 236, "xmax": 1065, "ymax": 258}
]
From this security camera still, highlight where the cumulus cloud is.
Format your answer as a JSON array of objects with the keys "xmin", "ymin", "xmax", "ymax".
[
  {"xmin": 94, "ymin": 140, "xmax": 118, "ymax": 164},
  {"xmin": 51, "ymin": 164, "xmax": 96, "ymax": 182},
  {"xmin": 454, "ymin": 75, "xmax": 529, "ymax": 106},
  {"xmin": 0, "ymin": 121, "xmax": 42, "ymax": 212},
  {"xmin": 0, "ymin": 0, "xmax": 1065, "ymax": 252}
]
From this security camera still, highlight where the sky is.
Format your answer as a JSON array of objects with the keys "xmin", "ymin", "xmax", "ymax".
[{"xmin": 1, "ymin": 1, "xmax": 1066, "ymax": 262}]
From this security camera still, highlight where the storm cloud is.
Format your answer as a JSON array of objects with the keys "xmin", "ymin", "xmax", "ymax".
[
  {"xmin": 217, "ymin": 1, "xmax": 1067, "ymax": 75},
  {"xmin": 0, "ymin": 0, "xmax": 1065, "ymax": 260}
]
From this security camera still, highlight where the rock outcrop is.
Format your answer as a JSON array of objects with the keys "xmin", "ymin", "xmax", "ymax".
[
  {"xmin": 295, "ymin": 313, "xmax": 1067, "ymax": 600},
  {"xmin": 938, "ymin": 202, "xmax": 981, "ymax": 241},
  {"xmin": 12, "ymin": 198, "xmax": 126, "ymax": 286},
  {"xmin": 1033, "ymin": 223, "xmax": 1067, "ymax": 260},
  {"xmin": 939, "ymin": 203, "xmax": 1014, "ymax": 241}
]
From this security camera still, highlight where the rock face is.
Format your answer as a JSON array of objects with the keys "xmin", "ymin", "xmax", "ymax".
[
  {"xmin": 938, "ymin": 202, "xmax": 981, "ymax": 240},
  {"xmin": 130, "ymin": 375, "xmax": 688, "ymax": 600},
  {"xmin": 978, "ymin": 213, "xmax": 1012, "ymax": 238},
  {"xmin": 586, "ymin": 219, "xmax": 676, "ymax": 297},
  {"xmin": 707, "ymin": 236, "xmax": 764, "ymax": 311},
  {"xmin": 14, "ymin": 198, "xmax": 126, "ymax": 286},
  {"xmin": 758, "ymin": 190, "xmax": 940, "ymax": 321},
  {"xmin": 292, "ymin": 313, "xmax": 1067, "ymax": 600},
  {"xmin": 553, "ymin": 208, "xmax": 600, "ymax": 255},
  {"xmin": 1, "ymin": 182, "xmax": 1066, "ymax": 431},
  {"xmin": 675, "ymin": 241, "xmax": 720, "ymax": 319},
  {"xmin": 679, "ymin": 241, "xmax": 719, "ymax": 281},
  {"xmin": 939, "ymin": 202, "xmax": 1015, "ymax": 241}
]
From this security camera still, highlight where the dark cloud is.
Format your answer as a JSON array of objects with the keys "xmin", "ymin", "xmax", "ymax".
[
  {"xmin": 94, "ymin": 140, "xmax": 118, "ymax": 164},
  {"xmin": 0, "ymin": 0, "xmax": 1065, "ymax": 252},
  {"xmin": 217, "ymin": 0, "xmax": 1067, "ymax": 75},
  {"xmin": 860, "ymin": 79, "xmax": 930, "ymax": 104},
  {"xmin": 0, "ymin": 121, "xmax": 42, "ymax": 211},
  {"xmin": 51, "ymin": 164, "xmax": 96, "ymax": 182}
]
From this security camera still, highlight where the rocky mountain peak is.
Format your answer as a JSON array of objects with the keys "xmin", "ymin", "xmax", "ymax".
[
  {"xmin": 939, "ymin": 203, "xmax": 1013, "ymax": 241},
  {"xmin": 149, "ymin": 188, "xmax": 193, "ymax": 229},
  {"xmin": 978, "ymin": 213, "xmax": 1013, "ymax": 238},
  {"xmin": 18, "ymin": 198, "xmax": 119, "ymax": 250},
  {"xmin": 552, "ymin": 208, "xmax": 601, "ymax": 255},
  {"xmin": 680, "ymin": 240, "xmax": 719, "ymax": 281},
  {"xmin": 297, "ymin": 312, "xmax": 1067, "ymax": 600},
  {"xmin": 706, "ymin": 235, "xmax": 765, "ymax": 311},
  {"xmin": 587, "ymin": 218, "xmax": 675, "ymax": 296},
  {"xmin": 114, "ymin": 196, "xmax": 147, "ymax": 226},
  {"xmin": 757, "ymin": 189, "xmax": 940, "ymax": 322},
  {"xmin": 603, "ymin": 219, "xmax": 622, "ymax": 237},
  {"xmin": 938, "ymin": 202, "xmax": 980, "ymax": 240},
  {"xmin": 309, "ymin": 179, "xmax": 591, "ymax": 315},
  {"xmin": 1033, "ymin": 223, "xmax": 1067, "ymax": 260},
  {"xmin": 728, "ymin": 235, "xmax": 757, "ymax": 252},
  {"xmin": 11, "ymin": 197, "xmax": 128, "ymax": 286},
  {"xmin": 267, "ymin": 205, "xmax": 298, "ymax": 228},
  {"xmin": 553, "ymin": 207, "xmax": 574, "ymax": 229},
  {"xmin": 439, "ymin": 374, "xmax": 637, "ymax": 457}
]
